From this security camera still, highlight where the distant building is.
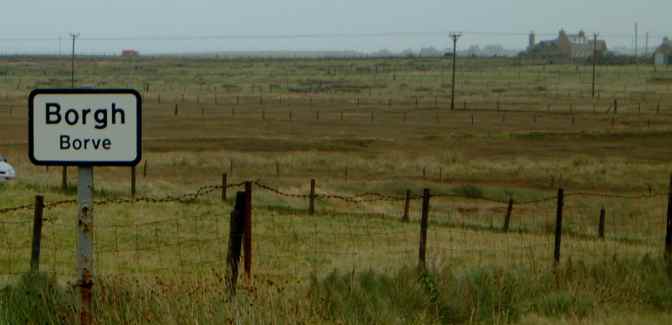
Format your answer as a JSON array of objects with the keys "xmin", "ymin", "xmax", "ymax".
[
  {"xmin": 121, "ymin": 49, "xmax": 139, "ymax": 57},
  {"xmin": 526, "ymin": 29, "xmax": 607, "ymax": 62},
  {"xmin": 654, "ymin": 38, "xmax": 672, "ymax": 65},
  {"xmin": 528, "ymin": 31, "xmax": 536, "ymax": 50}
]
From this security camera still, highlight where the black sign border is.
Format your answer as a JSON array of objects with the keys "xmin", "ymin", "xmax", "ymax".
[{"xmin": 28, "ymin": 88, "xmax": 142, "ymax": 167}]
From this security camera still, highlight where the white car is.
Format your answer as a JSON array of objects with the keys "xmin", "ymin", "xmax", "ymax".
[{"xmin": 0, "ymin": 155, "xmax": 16, "ymax": 182}]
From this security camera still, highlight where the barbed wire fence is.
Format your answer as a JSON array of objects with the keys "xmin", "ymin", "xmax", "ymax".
[{"xmin": 1, "ymin": 175, "xmax": 670, "ymax": 287}]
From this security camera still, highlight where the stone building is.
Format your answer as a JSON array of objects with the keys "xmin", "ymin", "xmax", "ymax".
[
  {"xmin": 121, "ymin": 49, "xmax": 140, "ymax": 57},
  {"xmin": 526, "ymin": 29, "xmax": 607, "ymax": 62},
  {"xmin": 654, "ymin": 38, "xmax": 672, "ymax": 65}
]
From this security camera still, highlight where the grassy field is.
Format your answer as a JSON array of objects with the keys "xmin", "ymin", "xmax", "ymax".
[{"xmin": 1, "ymin": 56, "xmax": 672, "ymax": 324}]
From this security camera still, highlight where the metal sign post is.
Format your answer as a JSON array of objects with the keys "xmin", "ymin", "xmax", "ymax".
[
  {"xmin": 28, "ymin": 89, "xmax": 141, "ymax": 325},
  {"xmin": 78, "ymin": 166, "xmax": 94, "ymax": 325}
]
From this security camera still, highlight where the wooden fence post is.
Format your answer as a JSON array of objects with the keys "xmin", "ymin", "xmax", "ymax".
[
  {"xmin": 226, "ymin": 192, "xmax": 245, "ymax": 298},
  {"xmin": 62, "ymin": 166, "xmax": 68, "ymax": 191},
  {"xmin": 30, "ymin": 195, "xmax": 44, "ymax": 273},
  {"xmin": 143, "ymin": 160, "xmax": 148, "ymax": 178},
  {"xmin": 309, "ymin": 179, "xmax": 316, "ymax": 215},
  {"xmin": 418, "ymin": 189, "xmax": 430, "ymax": 271},
  {"xmin": 402, "ymin": 190, "xmax": 411, "ymax": 223},
  {"xmin": 222, "ymin": 173, "xmax": 228, "ymax": 201},
  {"xmin": 554, "ymin": 188, "xmax": 564, "ymax": 266},
  {"xmin": 275, "ymin": 162, "xmax": 280, "ymax": 177},
  {"xmin": 598, "ymin": 206, "xmax": 606, "ymax": 239},
  {"xmin": 243, "ymin": 181, "xmax": 253, "ymax": 282},
  {"xmin": 665, "ymin": 175, "xmax": 672, "ymax": 263},
  {"xmin": 174, "ymin": 104, "xmax": 178, "ymax": 116},
  {"xmin": 503, "ymin": 198, "xmax": 513, "ymax": 233},
  {"xmin": 131, "ymin": 166, "xmax": 136, "ymax": 198}
]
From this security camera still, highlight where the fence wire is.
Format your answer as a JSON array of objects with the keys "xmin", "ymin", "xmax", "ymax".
[{"xmin": 0, "ymin": 179, "xmax": 667, "ymax": 280}]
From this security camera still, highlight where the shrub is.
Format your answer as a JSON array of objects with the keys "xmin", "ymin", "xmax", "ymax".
[
  {"xmin": 0, "ymin": 273, "xmax": 76, "ymax": 325},
  {"xmin": 453, "ymin": 185, "xmax": 484, "ymax": 199}
]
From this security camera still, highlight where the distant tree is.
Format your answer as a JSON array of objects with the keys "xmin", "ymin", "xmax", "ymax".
[
  {"xmin": 371, "ymin": 49, "xmax": 394, "ymax": 57},
  {"xmin": 401, "ymin": 48, "xmax": 416, "ymax": 58},
  {"xmin": 466, "ymin": 45, "xmax": 481, "ymax": 56},
  {"xmin": 419, "ymin": 47, "xmax": 441, "ymax": 57},
  {"xmin": 482, "ymin": 44, "xmax": 506, "ymax": 56}
]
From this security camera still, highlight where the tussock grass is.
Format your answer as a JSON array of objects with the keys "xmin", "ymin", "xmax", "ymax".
[{"xmin": 2, "ymin": 256, "xmax": 670, "ymax": 324}]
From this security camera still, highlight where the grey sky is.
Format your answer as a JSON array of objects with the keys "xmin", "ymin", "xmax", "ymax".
[{"xmin": 0, "ymin": 0, "xmax": 670, "ymax": 54}]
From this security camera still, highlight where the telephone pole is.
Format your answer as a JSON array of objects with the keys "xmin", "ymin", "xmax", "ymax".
[
  {"xmin": 592, "ymin": 33, "xmax": 598, "ymax": 98},
  {"xmin": 63, "ymin": 33, "xmax": 79, "ymax": 192},
  {"xmin": 449, "ymin": 32, "xmax": 462, "ymax": 110},
  {"xmin": 634, "ymin": 23, "xmax": 638, "ymax": 60},
  {"xmin": 70, "ymin": 33, "xmax": 80, "ymax": 88}
]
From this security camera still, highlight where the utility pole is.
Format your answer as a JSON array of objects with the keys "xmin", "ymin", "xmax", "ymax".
[
  {"xmin": 592, "ymin": 33, "xmax": 598, "ymax": 98},
  {"xmin": 70, "ymin": 33, "xmax": 80, "ymax": 88},
  {"xmin": 449, "ymin": 32, "xmax": 462, "ymax": 111},
  {"xmin": 64, "ymin": 33, "xmax": 79, "ymax": 192},
  {"xmin": 634, "ymin": 23, "xmax": 638, "ymax": 60}
]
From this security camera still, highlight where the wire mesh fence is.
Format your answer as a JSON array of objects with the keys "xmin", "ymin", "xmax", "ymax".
[{"xmin": 0, "ymin": 178, "xmax": 668, "ymax": 283}]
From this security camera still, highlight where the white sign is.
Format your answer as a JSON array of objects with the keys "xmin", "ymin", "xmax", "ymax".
[{"xmin": 29, "ymin": 89, "xmax": 142, "ymax": 166}]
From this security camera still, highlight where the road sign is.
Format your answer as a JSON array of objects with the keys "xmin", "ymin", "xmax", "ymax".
[{"xmin": 29, "ymin": 89, "xmax": 142, "ymax": 166}]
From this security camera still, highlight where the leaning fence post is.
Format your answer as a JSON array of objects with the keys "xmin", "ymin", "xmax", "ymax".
[
  {"xmin": 418, "ymin": 189, "xmax": 430, "ymax": 271},
  {"xmin": 222, "ymin": 173, "xmax": 228, "ymax": 201},
  {"xmin": 665, "ymin": 174, "xmax": 672, "ymax": 263},
  {"xmin": 62, "ymin": 166, "xmax": 68, "ymax": 191},
  {"xmin": 309, "ymin": 179, "xmax": 316, "ymax": 215},
  {"xmin": 131, "ymin": 166, "xmax": 136, "ymax": 198},
  {"xmin": 243, "ymin": 181, "xmax": 253, "ymax": 282},
  {"xmin": 402, "ymin": 190, "xmax": 411, "ymax": 223},
  {"xmin": 226, "ymin": 192, "xmax": 245, "ymax": 298},
  {"xmin": 598, "ymin": 206, "xmax": 606, "ymax": 239},
  {"xmin": 503, "ymin": 198, "xmax": 513, "ymax": 233},
  {"xmin": 554, "ymin": 188, "xmax": 564, "ymax": 266},
  {"xmin": 30, "ymin": 195, "xmax": 45, "ymax": 273}
]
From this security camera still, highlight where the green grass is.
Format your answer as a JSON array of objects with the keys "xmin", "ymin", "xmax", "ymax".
[
  {"xmin": 2, "ymin": 256, "xmax": 670, "ymax": 324},
  {"xmin": 2, "ymin": 56, "xmax": 672, "ymax": 323}
]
